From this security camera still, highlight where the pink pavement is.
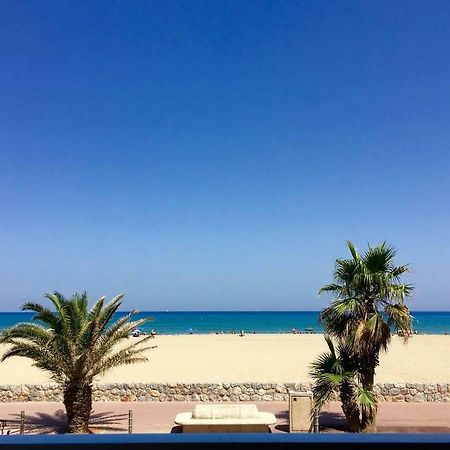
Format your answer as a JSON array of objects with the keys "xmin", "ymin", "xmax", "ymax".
[{"xmin": 0, "ymin": 401, "xmax": 449, "ymax": 434}]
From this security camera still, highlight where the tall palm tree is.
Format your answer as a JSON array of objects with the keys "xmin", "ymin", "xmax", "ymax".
[
  {"xmin": 318, "ymin": 242, "xmax": 413, "ymax": 432},
  {"xmin": 0, "ymin": 292, "xmax": 155, "ymax": 433}
]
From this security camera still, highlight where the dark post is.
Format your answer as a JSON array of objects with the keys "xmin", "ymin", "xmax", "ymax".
[
  {"xmin": 19, "ymin": 411, "xmax": 25, "ymax": 435},
  {"xmin": 128, "ymin": 409, "xmax": 133, "ymax": 434},
  {"xmin": 313, "ymin": 407, "xmax": 320, "ymax": 433}
]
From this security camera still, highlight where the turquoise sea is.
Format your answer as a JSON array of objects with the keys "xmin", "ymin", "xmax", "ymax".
[{"xmin": 0, "ymin": 311, "xmax": 448, "ymax": 335}]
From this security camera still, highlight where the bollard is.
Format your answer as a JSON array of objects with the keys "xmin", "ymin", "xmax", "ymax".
[
  {"xmin": 20, "ymin": 411, "xmax": 25, "ymax": 435},
  {"xmin": 313, "ymin": 407, "xmax": 320, "ymax": 433},
  {"xmin": 128, "ymin": 409, "xmax": 133, "ymax": 434}
]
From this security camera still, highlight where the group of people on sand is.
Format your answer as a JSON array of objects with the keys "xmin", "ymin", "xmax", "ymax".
[
  {"xmin": 131, "ymin": 328, "xmax": 157, "ymax": 338},
  {"xmin": 206, "ymin": 328, "xmax": 319, "ymax": 335},
  {"xmin": 209, "ymin": 330, "xmax": 258, "ymax": 335},
  {"xmin": 131, "ymin": 328, "xmax": 324, "ymax": 336},
  {"xmin": 292, "ymin": 327, "xmax": 317, "ymax": 334},
  {"xmin": 397, "ymin": 329, "xmax": 418, "ymax": 337}
]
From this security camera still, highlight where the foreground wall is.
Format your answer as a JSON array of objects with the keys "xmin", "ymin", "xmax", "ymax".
[{"xmin": 0, "ymin": 383, "xmax": 449, "ymax": 403}]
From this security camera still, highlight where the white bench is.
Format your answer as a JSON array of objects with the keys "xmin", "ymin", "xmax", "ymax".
[{"xmin": 174, "ymin": 404, "xmax": 277, "ymax": 433}]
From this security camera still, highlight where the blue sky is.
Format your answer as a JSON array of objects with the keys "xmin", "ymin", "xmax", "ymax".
[{"xmin": 0, "ymin": 1, "xmax": 449, "ymax": 311}]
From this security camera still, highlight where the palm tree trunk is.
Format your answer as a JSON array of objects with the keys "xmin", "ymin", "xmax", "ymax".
[
  {"xmin": 360, "ymin": 370, "xmax": 377, "ymax": 433},
  {"xmin": 340, "ymin": 380, "xmax": 360, "ymax": 432},
  {"xmin": 63, "ymin": 382, "xmax": 92, "ymax": 433}
]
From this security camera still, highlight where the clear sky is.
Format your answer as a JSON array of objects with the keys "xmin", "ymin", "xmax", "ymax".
[{"xmin": 1, "ymin": 1, "xmax": 449, "ymax": 311}]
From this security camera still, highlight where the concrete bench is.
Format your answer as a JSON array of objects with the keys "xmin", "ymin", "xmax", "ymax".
[{"xmin": 174, "ymin": 404, "xmax": 277, "ymax": 433}]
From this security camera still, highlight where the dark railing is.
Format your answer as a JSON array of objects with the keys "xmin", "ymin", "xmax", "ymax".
[{"xmin": 0, "ymin": 433, "xmax": 450, "ymax": 450}]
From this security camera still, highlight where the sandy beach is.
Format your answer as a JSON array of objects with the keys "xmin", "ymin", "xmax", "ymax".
[{"xmin": 0, "ymin": 334, "xmax": 448, "ymax": 384}]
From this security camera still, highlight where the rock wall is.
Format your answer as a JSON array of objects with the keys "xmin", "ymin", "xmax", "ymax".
[{"xmin": 0, "ymin": 382, "xmax": 449, "ymax": 403}]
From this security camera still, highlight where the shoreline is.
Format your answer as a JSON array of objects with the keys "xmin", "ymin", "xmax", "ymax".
[
  {"xmin": 132, "ymin": 328, "xmax": 450, "ymax": 334},
  {"xmin": 1, "ymin": 310, "xmax": 449, "ymax": 335}
]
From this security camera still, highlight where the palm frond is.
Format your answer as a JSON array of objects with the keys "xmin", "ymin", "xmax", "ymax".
[
  {"xmin": 89, "ymin": 338, "xmax": 156, "ymax": 378},
  {"xmin": 384, "ymin": 303, "xmax": 412, "ymax": 336},
  {"xmin": 310, "ymin": 336, "xmax": 358, "ymax": 409},
  {"xmin": 318, "ymin": 284, "xmax": 344, "ymax": 296},
  {"xmin": 21, "ymin": 302, "xmax": 58, "ymax": 328},
  {"xmin": 1, "ymin": 340, "xmax": 67, "ymax": 380},
  {"xmin": 346, "ymin": 241, "xmax": 360, "ymax": 261},
  {"xmin": 355, "ymin": 385, "xmax": 377, "ymax": 415},
  {"xmin": 0, "ymin": 323, "xmax": 52, "ymax": 346}
]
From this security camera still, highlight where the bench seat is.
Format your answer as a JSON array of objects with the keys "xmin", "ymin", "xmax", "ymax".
[{"xmin": 174, "ymin": 404, "xmax": 277, "ymax": 433}]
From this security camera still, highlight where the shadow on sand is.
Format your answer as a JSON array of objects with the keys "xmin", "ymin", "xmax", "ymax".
[
  {"xmin": 317, "ymin": 411, "xmax": 348, "ymax": 432},
  {"xmin": 274, "ymin": 410, "xmax": 450, "ymax": 434},
  {"xmin": 273, "ymin": 409, "xmax": 349, "ymax": 433},
  {"xmin": 273, "ymin": 409, "xmax": 289, "ymax": 432},
  {"xmin": 4, "ymin": 410, "xmax": 129, "ymax": 434}
]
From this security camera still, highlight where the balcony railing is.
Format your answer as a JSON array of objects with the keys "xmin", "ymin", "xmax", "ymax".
[{"xmin": 1, "ymin": 433, "xmax": 450, "ymax": 450}]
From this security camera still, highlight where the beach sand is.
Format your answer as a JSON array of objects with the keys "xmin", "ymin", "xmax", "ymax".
[{"xmin": 0, "ymin": 334, "xmax": 448, "ymax": 384}]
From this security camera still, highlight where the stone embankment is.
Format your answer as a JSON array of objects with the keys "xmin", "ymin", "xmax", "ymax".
[{"xmin": 0, "ymin": 383, "xmax": 449, "ymax": 403}]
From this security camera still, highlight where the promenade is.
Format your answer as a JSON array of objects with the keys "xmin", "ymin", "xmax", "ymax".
[{"xmin": 0, "ymin": 401, "xmax": 449, "ymax": 434}]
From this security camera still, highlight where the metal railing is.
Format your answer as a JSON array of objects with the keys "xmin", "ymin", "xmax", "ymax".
[{"xmin": 0, "ymin": 433, "xmax": 449, "ymax": 450}]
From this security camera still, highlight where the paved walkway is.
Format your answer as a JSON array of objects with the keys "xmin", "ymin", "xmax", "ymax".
[{"xmin": 0, "ymin": 401, "xmax": 449, "ymax": 434}]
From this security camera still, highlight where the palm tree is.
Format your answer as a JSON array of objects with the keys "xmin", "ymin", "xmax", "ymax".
[
  {"xmin": 310, "ymin": 336, "xmax": 376, "ymax": 432},
  {"xmin": 318, "ymin": 242, "xmax": 413, "ymax": 432},
  {"xmin": 0, "ymin": 292, "xmax": 155, "ymax": 433}
]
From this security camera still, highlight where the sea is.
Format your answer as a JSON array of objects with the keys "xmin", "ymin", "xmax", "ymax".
[{"xmin": 0, "ymin": 311, "xmax": 449, "ymax": 335}]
